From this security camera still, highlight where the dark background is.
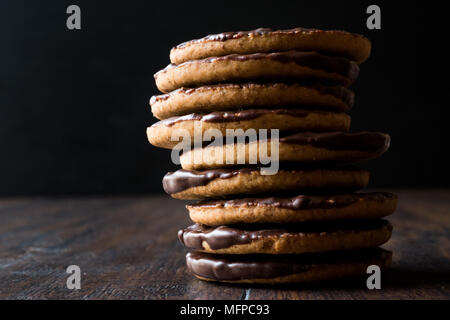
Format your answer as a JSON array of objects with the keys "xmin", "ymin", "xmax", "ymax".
[{"xmin": 1, "ymin": 0, "xmax": 449, "ymax": 196}]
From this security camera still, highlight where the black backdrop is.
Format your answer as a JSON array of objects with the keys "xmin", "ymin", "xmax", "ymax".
[{"xmin": 1, "ymin": 0, "xmax": 449, "ymax": 195}]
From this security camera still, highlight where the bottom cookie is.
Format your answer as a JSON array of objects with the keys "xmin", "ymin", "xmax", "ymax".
[{"xmin": 186, "ymin": 248, "xmax": 392, "ymax": 284}]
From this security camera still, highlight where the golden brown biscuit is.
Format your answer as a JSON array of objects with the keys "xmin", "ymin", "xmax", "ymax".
[
  {"xmin": 170, "ymin": 27, "xmax": 371, "ymax": 64},
  {"xmin": 188, "ymin": 192, "xmax": 398, "ymax": 225},
  {"xmin": 155, "ymin": 51, "xmax": 360, "ymax": 93},
  {"xmin": 179, "ymin": 219, "xmax": 392, "ymax": 254},
  {"xmin": 150, "ymin": 83, "xmax": 355, "ymax": 119},
  {"xmin": 163, "ymin": 166, "xmax": 369, "ymax": 200},
  {"xmin": 186, "ymin": 248, "xmax": 392, "ymax": 284},
  {"xmin": 147, "ymin": 109, "xmax": 351, "ymax": 149},
  {"xmin": 179, "ymin": 132, "xmax": 391, "ymax": 170}
]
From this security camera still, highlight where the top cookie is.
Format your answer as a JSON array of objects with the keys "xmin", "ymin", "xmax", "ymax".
[{"xmin": 170, "ymin": 27, "xmax": 371, "ymax": 65}]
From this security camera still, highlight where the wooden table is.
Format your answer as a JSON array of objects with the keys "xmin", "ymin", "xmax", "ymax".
[{"xmin": 0, "ymin": 190, "xmax": 449, "ymax": 300}]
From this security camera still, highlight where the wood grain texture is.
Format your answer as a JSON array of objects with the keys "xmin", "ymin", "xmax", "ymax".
[{"xmin": 0, "ymin": 190, "xmax": 449, "ymax": 300}]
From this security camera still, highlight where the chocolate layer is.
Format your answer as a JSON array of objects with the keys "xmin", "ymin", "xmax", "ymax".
[
  {"xmin": 186, "ymin": 248, "xmax": 392, "ymax": 281},
  {"xmin": 189, "ymin": 192, "xmax": 397, "ymax": 210},
  {"xmin": 179, "ymin": 220, "xmax": 392, "ymax": 250},
  {"xmin": 174, "ymin": 27, "xmax": 367, "ymax": 49},
  {"xmin": 163, "ymin": 168, "xmax": 253, "ymax": 195},
  {"xmin": 150, "ymin": 83, "xmax": 355, "ymax": 108},
  {"xmin": 162, "ymin": 166, "xmax": 363, "ymax": 195},
  {"xmin": 175, "ymin": 28, "xmax": 314, "ymax": 48},
  {"xmin": 152, "ymin": 109, "xmax": 335, "ymax": 127},
  {"xmin": 280, "ymin": 132, "xmax": 390, "ymax": 153},
  {"xmin": 156, "ymin": 51, "xmax": 360, "ymax": 83}
]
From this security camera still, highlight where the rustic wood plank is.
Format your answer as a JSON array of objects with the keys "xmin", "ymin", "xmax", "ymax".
[
  {"xmin": 0, "ymin": 196, "xmax": 244, "ymax": 299},
  {"xmin": 0, "ymin": 190, "xmax": 448, "ymax": 299}
]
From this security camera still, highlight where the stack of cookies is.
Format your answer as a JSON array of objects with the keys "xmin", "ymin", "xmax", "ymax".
[{"xmin": 147, "ymin": 28, "xmax": 398, "ymax": 284}]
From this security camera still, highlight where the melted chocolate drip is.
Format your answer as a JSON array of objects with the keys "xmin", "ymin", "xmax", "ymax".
[
  {"xmin": 280, "ymin": 132, "xmax": 390, "ymax": 153},
  {"xmin": 152, "ymin": 109, "xmax": 329, "ymax": 127},
  {"xmin": 220, "ymin": 51, "xmax": 359, "ymax": 79},
  {"xmin": 162, "ymin": 168, "xmax": 254, "ymax": 195}
]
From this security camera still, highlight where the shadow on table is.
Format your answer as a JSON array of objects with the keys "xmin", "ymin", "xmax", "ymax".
[
  {"xmin": 197, "ymin": 268, "xmax": 450, "ymax": 291},
  {"xmin": 384, "ymin": 268, "xmax": 450, "ymax": 289}
]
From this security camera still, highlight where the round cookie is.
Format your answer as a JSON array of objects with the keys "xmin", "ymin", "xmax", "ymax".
[
  {"xmin": 147, "ymin": 109, "xmax": 351, "ymax": 149},
  {"xmin": 186, "ymin": 248, "xmax": 392, "ymax": 284},
  {"xmin": 188, "ymin": 192, "xmax": 398, "ymax": 225},
  {"xmin": 179, "ymin": 132, "xmax": 391, "ymax": 170},
  {"xmin": 163, "ymin": 166, "xmax": 369, "ymax": 200},
  {"xmin": 179, "ymin": 219, "xmax": 392, "ymax": 255},
  {"xmin": 150, "ymin": 83, "xmax": 355, "ymax": 119},
  {"xmin": 170, "ymin": 27, "xmax": 371, "ymax": 65},
  {"xmin": 155, "ymin": 51, "xmax": 360, "ymax": 93}
]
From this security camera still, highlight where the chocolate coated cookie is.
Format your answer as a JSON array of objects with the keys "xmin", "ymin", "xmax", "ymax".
[
  {"xmin": 186, "ymin": 248, "xmax": 392, "ymax": 284},
  {"xmin": 187, "ymin": 192, "xmax": 398, "ymax": 225},
  {"xmin": 179, "ymin": 219, "xmax": 392, "ymax": 254},
  {"xmin": 163, "ymin": 166, "xmax": 369, "ymax": 200},
  {"xmin": 170, "ymin": 27, "xmax": 371, "ymax": 64},
  {"xmin": 155, "ymin": 51, "xmax": 359, "ymax": 92},
  {"xmin": 147, "ymin": 109, "xmax": 351, "ymax": 149},
  {"xmin": 150, "ymin": 83, "xmax": 354, "ymax": 119},
  {"xmin": 179, "ymin": 132, "xmax": 390, "ymax": 170}
]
